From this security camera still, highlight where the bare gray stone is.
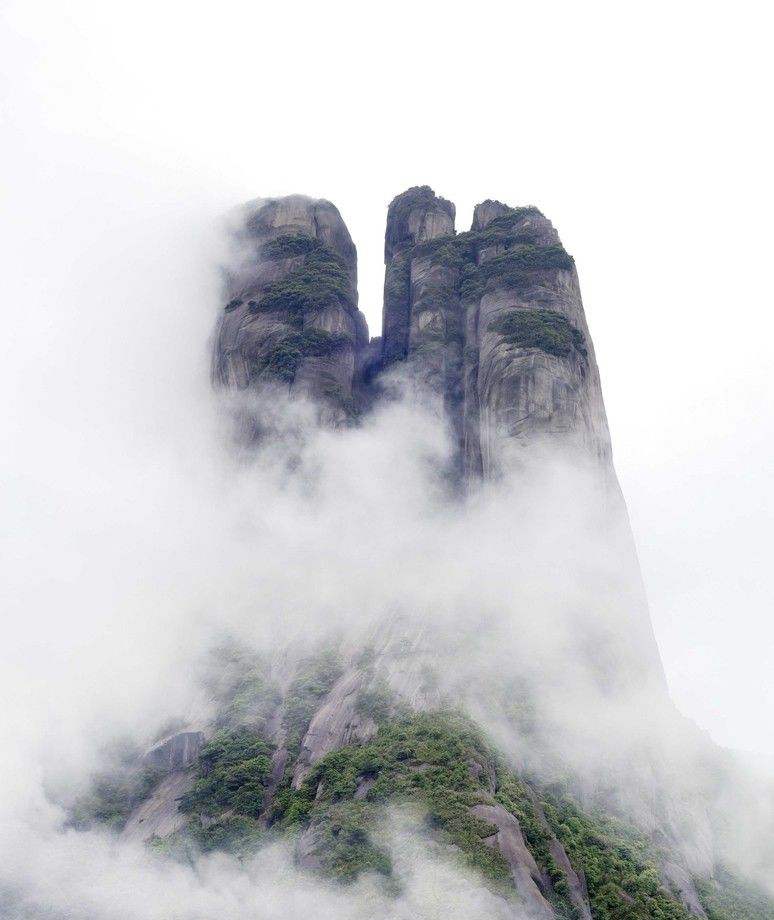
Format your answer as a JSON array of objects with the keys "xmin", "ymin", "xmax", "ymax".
[
  {"xmin": 470, "ymin": 803, "xmax": 555, "ymax": 919},
  {"xmin": 143, "ymin": 731, "xmax": 204, "ymax": 773},
  {"xmin": 211, "ymin": 195, "xmax": 368, "ymax": 423},
  {"xmin": 292, "ymin": 669, "xmax": 378, "ymax": 788},
  {"xmin": 120, "ymin": 770, "xmax": 195, "ymax": 843}
]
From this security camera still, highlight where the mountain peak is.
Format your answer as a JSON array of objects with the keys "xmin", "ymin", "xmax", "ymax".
[{"xmin": 384, "ymin": 186, "xmax": 456, "ymax": 262}]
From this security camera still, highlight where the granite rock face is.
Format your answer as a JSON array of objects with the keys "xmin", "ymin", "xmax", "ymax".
[
  {"xmin": 471, "ymin": 802, "xmax": 555, "ymax": 919},
  {"xmin": 211, "ymin": 195, "xmax": 369, "ymax": 425},
  {"xmin": 378, "ymin": 188, "xmax": 612, "ymax": 479},
  {"xmin": 143, "ymin": 731, "xmax": 204, "ymax": 772},
  {"xmin": 212, "ymin": 187, "xmax": 614, "ymax": 481}
]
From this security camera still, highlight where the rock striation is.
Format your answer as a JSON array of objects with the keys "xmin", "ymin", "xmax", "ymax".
[
  {"xmin": 378, "ymin": 187, "xmax": 611, "ymax": 479},
  {"xmin": 211, "ymin": 195, "xmax": 369, "ymax": 425},
  {"xmin": 212, "ymin": 187, "xmax": 613, "ymax": 481}
]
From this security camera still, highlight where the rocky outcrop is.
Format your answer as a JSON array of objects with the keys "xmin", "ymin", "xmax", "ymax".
[
  {"xmin": 212, "ymin": 187, "xmax": 616, "ymax": 480},
  {"xmin": 379, "ymin": 188, "xmax": 612, "ymax": 479},
  {"xmin": 212, "ymin": 195, "xmax": 369, "ymax": 424},
  {"xmin": 143, "ymin": 731, "xmax": 204, "ymax": 772},
  {"xmin": 472, "ymin": 802, "xmax": 555, "ymax": 919},
  {"xmin": 291, "ymin": 669, "xmax": 379, "ymax": 788},
  {"xmin": 381, "ymin": 186, "xmax": 456, "ymax": 369},
  {"xmin": 209, "ymin": 184, "xmax": 664, "ymax": 681},
  {"xmin": 106, "ymin": 635, "xmax": 752, "ymax": 920},
  {"xmin": 663, "ymin": 860, "xmax": 709, "ymax": 918},
  {"xmin": 522, "ymin": 786, "xmax": 593, "ymax": 920},
  {"xmin": 120, "ymin": 770, "xmax": 195, "ymax": 843},
  {"xmin": 120, "ymin": 731, "xmax": 206, "ymax": 842},
  {"xmin": 384, "ymin": 185, "xmax": 456, "ymax": 262}
]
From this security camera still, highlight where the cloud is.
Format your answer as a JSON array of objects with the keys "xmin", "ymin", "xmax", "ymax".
[{"xmin": 1, "ymin": 12, "xmax": 772, "ymax": 904}]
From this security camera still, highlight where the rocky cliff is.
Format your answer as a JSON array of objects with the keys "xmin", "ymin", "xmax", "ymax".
[
  {"xmin": 212, "ymin": 195, "xmax": 369, "ymax": 426},
  {"xmin": 212, "ymin": 187, "xmax": 612, "ymax": 480},
  {"xmin": 72, "ymin": 189, "xmax": 774, "ymax": 920},
  {"xmin": 378, "ymin": 187, "xmax": 611, "ymax": 480}
]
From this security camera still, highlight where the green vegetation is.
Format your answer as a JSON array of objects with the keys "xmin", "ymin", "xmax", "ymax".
[
  {"xmin": 70, "ymin": 641, "xmax": 774, "ymax": 920},
  {"xmin": 146, "ymin": 642, "xmax": 282, "ymax": 856},
  {"xmin": 298, "ymin": 801, "xmax": 394, "ymax": 883},
  {"xmin": 411, "ymin": 207, "xmax": 545, "ymax": 267},
  {"xmin": 489, "ymin": 309, "xmax": 586, "ymax": 358},
  {"xmin": 354, "ymin": 683, "xmax": 393, "ymax": 723},
  {"xmin": 70, "ymin": 739, "xmax": 163, "ymax": 832},
  {"xmin": 382, "ymin": 252, "xmax": 411, "ymax": 363},
  {"xmin": 272, "ymin": 708, "xmax": 710, "ymax": 916},
  {"xmin": 179, "ymin": 729, "xmax": 274, "ymax": 818},
  {"xmin": 460, "ymin": 244, "xmax": 574, "ymax": 302},
  {"xmin": 150, "ymin": 814, "xmax": 267, "ymax": 859},
  {"xmin": 696, "ymin": 866, "xmax": 774, "ymax": 920},
  {"xmin": 250, "ymin": 239, "xmax": 353, "ymax": 317},
  {"xmin": 276, "ymin": 710, "xmax": 513, "ymax": 889},
  {"xmin": 384, "ymin": 252, "xmax": 411, "ymax": 306},
  {"xmin": 542, "ymin": 794, "xmax": 692, "ymax": 920},
  {"xmin": 159, "ymin": 648, "xmax": 346, "ymax": 855},
  {"xmin": 282, "ymin": 649, "xmax": 345, "ymax": 755},
  {"xmin": 258, "ymin": 328, "xmax": 350, "ymax": 383},
  {"xmin": 202, "ymin": 640, "xmax": 280, "ymax": 732},
  {"xmin": 267, "ymin": 649, "xmax": 346, "ymax": 826},
  {"xmin": 72, "ymin": 641, "xmax": 278, "ymax": 839},
  {"xmin": 224, "ymin": 298, "xmax": 243, "ymax": 311},
  {"xmin": 387, "ymin": 186, "xmax": 453, "ymax": 237},
  {"xmin": 495, "ymin": 775, "xmax": 577, "ymax": 917},
  {"xmin": 261, "ymin": 233, "xmax": 321, "ymax": 260},
  {"xmin": 482, "ymin": 207, "xmax": 545, "ymax": 229},
  {"xmin": 398, "ymin": 204, "xmax": 573, "ymax": 307},
  {"xmin": 415, "ymin": 281, "xmax": 457, "ymax": 313}
]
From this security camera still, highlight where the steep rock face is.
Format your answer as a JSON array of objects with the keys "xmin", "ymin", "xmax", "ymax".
[
  {"xmin": 120, "ymin": 771, "xmax": 196, "ymax": 843},
  {"xmin": 377, "ymin": 189, "xmax": 666, "ymax": 689},
  {"xmin": 382, "ymin": 185, "xmax": 456, "ymax": 369},
  {"xmin": 384, "ymin": 185, "xmax": 456, "ymax": 263},
  {"xmin": 143, "ymin": 731, "xmax": 204, "ymax": 772},
  {"xmin": 471, "ymin": 803, "xmax": 555, "ymax": 919},
  {"xmin": 470, "ymin": 204, "xmax": 610, "ymax": 476},
  {"xmin": 212, "ymin": 187, "xmax": 614, "ymax": 481},
  {"xmin": 380, "ymin": 189, "xmax": 612, "ymax": 479},
  {"xmin": 212, "ymin": 195, "xmax": 369, "ymax": 423},
  {"xmin": 291, "ymin": 668, "xmax": 379, "ymax": 788}
]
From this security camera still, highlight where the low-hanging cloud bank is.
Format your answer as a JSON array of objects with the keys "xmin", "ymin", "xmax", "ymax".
[{"xmin": 1, "ymin": 807, "xmax": 525, "ymax": 920}]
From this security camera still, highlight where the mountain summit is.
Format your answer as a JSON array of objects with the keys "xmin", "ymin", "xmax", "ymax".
[{"xmin": 213, "ymin": 187, "xmax": 611, "ymax": 478}]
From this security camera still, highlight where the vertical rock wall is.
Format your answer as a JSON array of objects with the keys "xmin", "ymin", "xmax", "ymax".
[
  {"xmin": 212, "ymin": 186, "xmax": 618, "ymax": 483},
  {"xmin": 380, "ymin": 188, "xmax": 613, "ymax": 480},
  {"xmin": 211, "ymin": 195, "xmax": 369, "ymax": 424}
]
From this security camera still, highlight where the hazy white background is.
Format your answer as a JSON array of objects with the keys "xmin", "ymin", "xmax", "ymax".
[{"xmin": 2, "ymin": 0, "xmax": 772, "ymax": 760}]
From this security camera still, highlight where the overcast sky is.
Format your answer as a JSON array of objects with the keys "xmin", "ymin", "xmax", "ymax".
[{"xmin": 2, "ymin": 0, "xmax": 772, "ymax": 760}]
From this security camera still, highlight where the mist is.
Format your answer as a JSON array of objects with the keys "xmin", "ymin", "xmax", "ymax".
[
  {"xmin": 2, "ymin": 1, "xmax": 773, "ymax": 916},
  {"xmin": 2, "ymin": 220, "xmax": 772, "ymax": 910},
  {"xmin": 3, "ymin": 0, "xmax": 772, "ymax": 763}
]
